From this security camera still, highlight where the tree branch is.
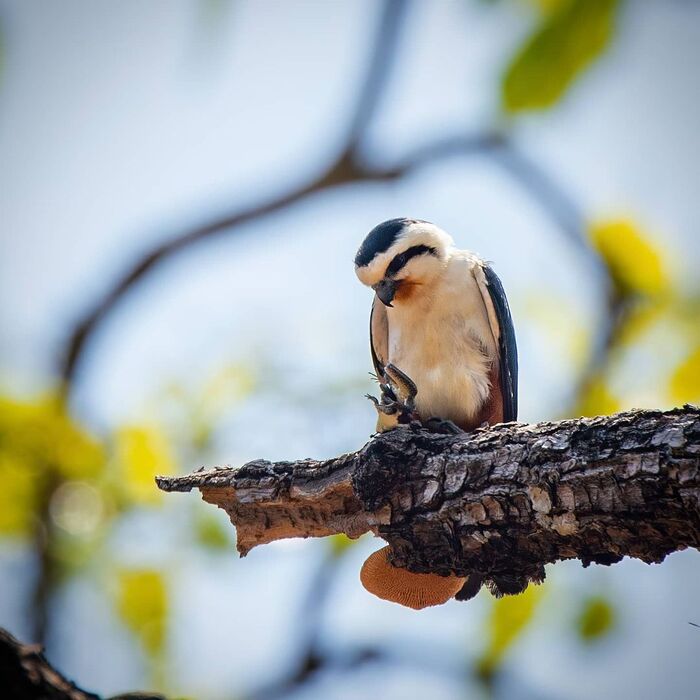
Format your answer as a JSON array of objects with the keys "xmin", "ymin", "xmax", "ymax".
[
  {"xmin": 0, "ymin": 627, "xmax": 164, "ymax": 700},
  {"xmin": 157, "ymin": 407, "xmax": 700, "ymax": 584}
]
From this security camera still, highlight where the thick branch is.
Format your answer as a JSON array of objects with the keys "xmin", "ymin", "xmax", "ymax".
[{"xmin": 157, "ymin": 407, "xmax": 700, "ymax": 582}]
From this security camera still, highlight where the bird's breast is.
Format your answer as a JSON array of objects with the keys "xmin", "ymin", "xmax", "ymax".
[{"xmin": 387, "ymin": 307, "xmax": 494, "ymax": 426}]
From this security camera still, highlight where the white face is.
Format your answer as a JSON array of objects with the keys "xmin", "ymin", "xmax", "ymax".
[{"xmin": 355, "ymin": 221, "xmax": 454, "ymax": 289}]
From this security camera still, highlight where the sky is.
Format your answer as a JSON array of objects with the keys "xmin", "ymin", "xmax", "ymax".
[{"xmin": 1, "ymin": 1, "xmax": 699, "ymax": 698}]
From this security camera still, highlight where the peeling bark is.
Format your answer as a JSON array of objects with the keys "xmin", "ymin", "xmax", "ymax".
[{"xmin": 157, "ymin": 407, "xmax": 700, "ymax": 583}]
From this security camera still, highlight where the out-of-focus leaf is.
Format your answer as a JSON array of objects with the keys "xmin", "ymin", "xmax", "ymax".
[
  {"xmin": 617, "ymin": 300, "xmax": 667, "ymax": 348},
  {"xmin": 328, "ymin": 534, "xmax": 355, "ymax": 558},
  {"xmin": 577, "ymin": 595, "xmax": 616, "ymax": 642},
  {"xmin": 113, "ymin": 425, "xmax": 176, "ymax": 505},
  {"xmin": 116, "ymin": 568, "xmax": 168, "ymax": 657},
  {"xmin": 531, "ymin": 0, "xmax": 568, "ymax": 12},
  {"xmin": 670, "ymin": 347, "xmax": 700, "ymax": 403},
  {"xmin": 0, "ymin": 392, "xmax": 105, "ymax": 536},
  {"xmin": 475, "ymin": 584, "xmax": 545, "ymax": 682},
  {"xmin": 161, "ymin": 362, "xmax": 257, "ymax": 453},
  {"xmin": 0, "ymin": 454, "xmax": 39, "ymax": 535},
  {"xmin": 195, "ymin": 509, "xmax": 232, "ymax": 550},
  {"xmin": 502, "ymin": 0, "xmax": 620, "ymax": 113},
  {"xmin": 0, "ymin": 393, "xmax": 105, "ymax": 480},
  {"xmin": 590, "ymin": 220, "xmax": 669, "ymax": 297},
  {"xmin": 575, "ymin": 375, "xmax": 620, "ymax": 417},
  {"xmin": 523, "ymin": 294, "xmax": 588, "ymax": 366}
]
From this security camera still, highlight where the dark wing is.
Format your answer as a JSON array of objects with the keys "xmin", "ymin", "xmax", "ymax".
[
  {"xmin": 369, "ymin": 295, "xmax": 388, "ymax": 380},
  {"xmin": 478, "ymin": 264, "xmax": 518, "ymax": 422}
]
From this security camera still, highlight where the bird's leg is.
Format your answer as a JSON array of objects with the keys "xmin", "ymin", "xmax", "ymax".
[
  {"xmin": 423, "ymin": 417, "xmax": 464, "ymax": 435},
  {"xmin": 366, "ymin": 363, "xmax": 419, "ymax": 432}
]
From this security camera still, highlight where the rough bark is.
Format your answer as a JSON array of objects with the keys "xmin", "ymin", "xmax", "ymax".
[{"xmin": 157, "ymin": 407, "xmax": 700, "ymax": 584}]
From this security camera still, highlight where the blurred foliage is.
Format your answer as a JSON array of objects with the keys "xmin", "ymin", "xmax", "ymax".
[
  {"xmin": 573, "ymin": 218, "xmax": 690, "ymax": 418},
  {"xmin": 591, "ymin": 219, "xmax": 669, "ymax": 298},
  {"xmin": 524, "ymin": 293, "xmax": 588, "ymax": 366},
  {"xmin": 1, "ymin": 1, "xmax": 697, "ymax": 696},
  {"xmin": 328, "ymin": 533, "xmax": 356, "ymax": 558},
  {"xmin": 531, "ymin": 0, "xmax": 569, "ymax": 13},
  {"xmin": 161, "ymin": 362, "xmax": 256, "ymax": 454},
  {"xmin": 502, "ymin": 0, "xmax": 620, "ymax": 112},
  {"xmin": 577, "ymin": 595, "xmax": 616, "ymax": 643},
  {"xmin": 113, "ymin": 425, "xmax": 176, "ymax": 506},
  {"xmin": 475, "ymin": 584, "xmax": 545, "ymax": 683},
  {"xmin": 195, "ymin": 507, "xmax": 233, "ymax": 551},
  {"xmin": 0, "ymin": 393, "xmax": 105, "ymax": 535},
  {"xmin": 575, "ymin": 374, "xmax": 621, "ymax": 417},
  {"xmin": 116, "ymin": 568, "xmax": 168, "ymax": 658},
  {"xmin": 670, "ymin": 347, "xmax": 700, "ymax": 404}
]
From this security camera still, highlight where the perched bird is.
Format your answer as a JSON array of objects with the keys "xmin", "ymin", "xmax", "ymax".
[{"xmin": 354, "ymin": 217, "xmax": 519, "ymax": 608}]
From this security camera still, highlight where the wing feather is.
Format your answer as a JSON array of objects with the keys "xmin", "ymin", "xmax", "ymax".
[{"xmin": 475, "ymin": 263, "xmax": 518, "ymax": 422}]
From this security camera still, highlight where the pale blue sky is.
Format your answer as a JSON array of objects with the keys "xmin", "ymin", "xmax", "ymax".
[{"xmin": 1, "ymin": 1, "xmax": 699, "ymax": 698}]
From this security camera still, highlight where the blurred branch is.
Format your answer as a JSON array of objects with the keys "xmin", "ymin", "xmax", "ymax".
[
  {"xmin": 58, "ymin": 0, "xmax": 408, "ymax": 388},
  {"xmin": 59, "ymin": 125, "xmax": 599, "ymax": 389},
  {"xmin": 58, "ymin": 0, "xmax": 610, "ymax": 398},
  {"xmin": 158, "ymin": 407, "xmax": 700, "ymax": 583},
  {"xmin": 0, "ymin": 627, "xmax": 164, "ymax": 700}
]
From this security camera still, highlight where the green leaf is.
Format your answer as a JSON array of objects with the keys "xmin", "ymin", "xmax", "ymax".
[
  {"xmin": 328, "ymin": 534, "xmax": 355, "ymax": 558},
  {"xmin": 116, "ymin": 568, "xmax": 168, "ymax": 657},
  {"xmin": 502, "ymin": 0, "xmax": 621, "ymax": 113},
  {"xmin": 577, "ymin": 595, "xmax": 616, "ymax": 642},
  {"xmin": 195, "ymin": 509, "xmax": 232, "ymax": 550},
  {"xmin": 475, "ymin": 584, "xmax": 545, "ymax": 682}
]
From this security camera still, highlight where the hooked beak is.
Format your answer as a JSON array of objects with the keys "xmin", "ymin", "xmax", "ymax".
[{"xmin": 373, "ymin": 279, "xmax": 397, "ymax": 307}]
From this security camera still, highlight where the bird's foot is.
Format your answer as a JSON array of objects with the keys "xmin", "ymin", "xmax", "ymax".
[
  {"xmin": 367, "ymin": 364, "xmax": 419, "ymax": 433},
  {"xmin": 423, "ymin": 417, "xmax": 464, "ymax": 435}
]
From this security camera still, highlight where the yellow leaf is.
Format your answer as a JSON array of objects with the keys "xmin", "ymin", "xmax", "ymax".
[
  {"xmin": 113, "ymin": 426, "xmax": 176, "ymax": 505},
  {"xmin": 0, "ymin": 392, "xmax": 105, "ymax": 481},
  {"xmin": 0, "ymin": 391, "xmax": 105, "ymax": 537},
  {"xmin": 476, "ymin": 584, "xmax": 545, "ymax": 681},
  {"xmin": 328, "ymin": 534, "xmax": 355, "ymax": 558},
  {"xmin": 576, "ymin": 376, "xmax": 620, "ymax": 417},
  {"xmin": 590, "ymin": 220, "xmax": 668, "ymax": 297},
  {"xmin": 502, "ymin": 0, "xmax": 620, "ymax": 113},
  {"xmin": 577, "ymin": 595, "xmax": 616, "ymax": 643},
  {"xmin": 0, "ymin": 454, "xmax": 39, "ymax": 535},
  {"xmin": 116, "ymin": 568, "xmax": 168, "ymax": 657},
  {"xmin": 531, "ymin": 0, "xmax": 569, "ymax": 13},
  {"xmin": 670, "ymin": 347, "xmax": 700, "ymax": 403}
]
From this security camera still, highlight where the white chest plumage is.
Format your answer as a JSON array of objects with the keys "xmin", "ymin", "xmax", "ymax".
[{"xmin": 385, "ymin": 254, "xmax": 497, "ymax": 424}]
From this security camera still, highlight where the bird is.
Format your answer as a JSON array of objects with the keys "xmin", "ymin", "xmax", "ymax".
[{"xmin": 354, "ymin": 217, "xmax": 519, "ymax": 609}]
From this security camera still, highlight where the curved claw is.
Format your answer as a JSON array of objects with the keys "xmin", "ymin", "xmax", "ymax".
[
  {"xmin": 367, "ymin": 364, "xmax": 420, "ymax": 432},
  {"xmin": 366, "ymin": 393, "xmax": 398, "ymax": 415},
  {"xmin": 383, "ymin": 364, "xmax": 417, "ymax": 410}
]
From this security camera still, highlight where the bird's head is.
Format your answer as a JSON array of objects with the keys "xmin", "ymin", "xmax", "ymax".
[{"xmin": 354, "ymin": 218, "xmax": 453, "ymax": 307}]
